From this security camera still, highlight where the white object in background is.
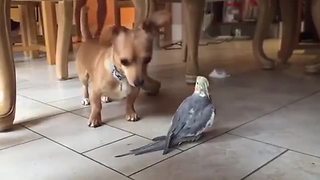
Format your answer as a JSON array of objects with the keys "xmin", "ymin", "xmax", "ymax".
[{"xmin": 209, "ymin": 69, "xmax": 231, "ymax": 79}]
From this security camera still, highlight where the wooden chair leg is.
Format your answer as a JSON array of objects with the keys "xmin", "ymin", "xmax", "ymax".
[
  {"xmin": 278, "ymin": 0, "xmax": 301, "ymax": 64},
  {"xmin": 0, "ymin": 0, "xmax": 16, "ymax": 131},
  {"xmin": 41, "ymin": 1, "xmax": 57, "ymax": 65},
  {"xmin": 305, "ymin": 0, "xmax": 320, "ymax": 73},
  {"xmin": 56, "ymin": 0, "xmax": 73, "ymax": 80},
  {"xmin": 19, "ymin": 5, "xmax": 30, "ymax": 57},
  {"xmin": 183, "ymin": 0, "xmax": 205, "ymax": 84},
  {"xmin": 114, "ymin": 1, "xmax": 121, "ymax": 26},
  {"xmin": 252, "ymin": 0, "xmax": 277, "ymax": 69},
  {"xmin": 25, "ymin": 4, "xmax": 39, "ymax": 58}
]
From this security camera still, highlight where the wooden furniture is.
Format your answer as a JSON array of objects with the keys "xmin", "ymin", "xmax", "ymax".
[
  {"xmin": 11, "ymin": 2, "xmax": 58, "ymax": 65},
  {"xmin": 12, "ymin": 0, "xmax": 73, "ymax": 80},
  {"xmin": 114, "ymin": 0, "xmax": 134, "ymax": 27},
  {"xmin": 0, "ymin": 0, "xmax": 16, "ymax": 131},
  {"xmin": 0, "ymin": 0, "xmax": 73, "ymax": 131},
  {"xmin": 254, "ymin": 0, "xmax": 320, "ymax": 73}
]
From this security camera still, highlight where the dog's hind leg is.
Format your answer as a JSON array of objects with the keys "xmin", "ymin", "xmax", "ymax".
[{"xmin": 81, "ymin": 73, "xmax": 90, "ymax": 106}]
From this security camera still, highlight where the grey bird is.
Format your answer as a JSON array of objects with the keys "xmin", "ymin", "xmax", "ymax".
[{"xmin": 115, "ymin": 76, "xmax": 216, "ymax": 157}]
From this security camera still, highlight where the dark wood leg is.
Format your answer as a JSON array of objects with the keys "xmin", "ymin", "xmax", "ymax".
[
  {"xmin": 253, "ymin": 0, "xmax": 277, "ymax": 69},
  {"xmin": 183, "ymin": 0, "xmax": 205, "ymax": 84},
  {"xmin": 305, "ymin": 0, "xmax": 320, "ymax": 73},
  {"xmin": 278, "ymin": 0, "xmax": 300, "ymax": 64}
]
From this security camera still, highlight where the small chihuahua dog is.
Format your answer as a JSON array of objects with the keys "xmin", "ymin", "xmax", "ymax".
[{"xmin": 76, "ymin": 6, "xmax": 170, "ymax": 127}]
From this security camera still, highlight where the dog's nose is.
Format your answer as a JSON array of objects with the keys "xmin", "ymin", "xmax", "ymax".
[{"xmin": 134, "ymin": 79, "xmax": 144, "ymax": 87}]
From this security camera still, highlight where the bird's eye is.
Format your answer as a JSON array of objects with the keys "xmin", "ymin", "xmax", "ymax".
[{"xmin": 120, "ymin": 59, "xmax": 130, "ymax": 66}]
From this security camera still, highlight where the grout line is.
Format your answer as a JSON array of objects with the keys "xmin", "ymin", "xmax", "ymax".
[
  {"xmin": 68, "ymin": 111, "xmax": 156, "ymax": 141},
  {"xmin": 227, "ymin": 133, "xmax": 288, "ymax": 150},
  {"xmin": 17, "ymin": 94, "xmax": 69, "ymax": 112},
  {"xmin": 0, "ymin": 137, "xmax": 43, "ymax": 151},
  {"xmin": 22, "ymin": 125, "xmax": 134, "ymax": 180},
  {"xmin": 241, "ymin": 149, "xmax": 289, "ymax": 180},
  {"xmin": 128, "ymin": 149, "xmax": 184, "ymax": 177},
  {"xmin": 225, "ymin": 89, "xmax": 320, "ymax": 134},
  {"xmin": 229, "ymin": 132, "xmax": 320, "ymax": 159},
  {"xmin": 82, "ymin": 154, "xmax": 135, "ymax": 180},
  {"xmin": 81, "ymin": 135, "xmax": 135, "ymax": 154}
]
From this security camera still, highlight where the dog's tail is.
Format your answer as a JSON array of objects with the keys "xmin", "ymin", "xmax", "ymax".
[{"xmin": 80, "ymin": 6, "xmax": 92, "ymax": 42}]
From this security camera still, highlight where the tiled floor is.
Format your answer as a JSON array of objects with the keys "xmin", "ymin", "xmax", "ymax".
[{"xmin": 2, "ymin": 40, "xmax": 320, "ymax": 179}]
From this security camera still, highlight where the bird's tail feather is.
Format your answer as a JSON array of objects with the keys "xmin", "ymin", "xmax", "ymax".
[
  {"xmin": 115, "ymin": 140, "xmax": 166, "ymax": 158},
  {"xmin": 152, "ymin": 135, "xmax": 166, "ymax": 141}
]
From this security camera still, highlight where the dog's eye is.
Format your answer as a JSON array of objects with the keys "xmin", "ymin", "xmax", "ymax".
[
  {"xmin": 143, "ymin": 57, "xmax": 151, "ymax": 64},
  {"xmin": 121, "ymin": 59, "xmax": 130, "ymax": 66}
]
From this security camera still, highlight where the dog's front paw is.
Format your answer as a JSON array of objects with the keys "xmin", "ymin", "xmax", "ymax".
[
  {"xmin": 81, "ymin": 98, "xmax": 90, "ymax": 106},
  {"xmin": 126, "ymin": 112, "xmax": 140, "ymax": 122},
  {"xmin": 88, "ymin": 118, "xmax": 104, "ymax": 128},
  {"xmin": 101, "ymin": 96, "xmax": 112, "ymax": 103}
]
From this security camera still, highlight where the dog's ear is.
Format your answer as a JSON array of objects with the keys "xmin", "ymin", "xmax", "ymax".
[
  {"xmin": 142, "ymin": 10, "xmax": 171, "ymax": 33},
  {"xmin": 111, "ymin": 26, "xmax": 129, "ymax": 36},
  {"xmin": 99, "ymin": 25, "xmax": 129, "ymax": 46}
]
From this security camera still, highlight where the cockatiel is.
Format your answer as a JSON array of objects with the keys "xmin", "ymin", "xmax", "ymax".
[{"xmin": 115, "ymin": 76, "xmax": 216, "ymax": 157}]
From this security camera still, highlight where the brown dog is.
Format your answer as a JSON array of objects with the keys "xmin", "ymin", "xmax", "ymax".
[{"xmin": 76, "ymin": 7, "xmax": 170, "ymax": 127}]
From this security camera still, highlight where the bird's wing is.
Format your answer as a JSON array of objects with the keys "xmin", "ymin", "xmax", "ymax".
[
  {"xmin": 163, "ymin": 96, "xmax": 193, "ymax": 153},
  {"xmin": 173, "ymin": 99, "xmax": 215, "ymax": 143}
]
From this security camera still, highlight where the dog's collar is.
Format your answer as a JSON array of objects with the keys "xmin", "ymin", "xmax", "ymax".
[
  {"xmin": 109, "ymin": 47, "xmax": 126, "ymax": 81},
  {"xmin": 111, "ymin": 64, "xmax": 126, "ymax": 81}
]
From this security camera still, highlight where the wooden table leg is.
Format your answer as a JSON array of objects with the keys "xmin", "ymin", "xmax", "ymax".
[
  {"xmin": 305, "ymin": 0, "xmax": 320, "ymax": 73},
  {"xmin": 278, "ymin": 0, "xmax": 301, "ymax": 64},
  {"xmin": 41, "ymin": 1, "xmax": 57, "ymax": 65},
  {"xmin": 56, "ymin": 0, "xmax": 73, "ymax": 80},
  {"xmin": 19, "ymin": 5, "xmax": 30, "ymax": 57},
  {"xmin": 182, "ymin": 0, "xmax": 205, "ymax": 84},
  {"xmin": 252, "ymin": 0, "xmax": 277, "ymax": 69},
  {"xmin": 20, "ymin": 3, "xmax": 39, "ymax": 59},
  {"xmin": 0, "ymin": 0, "xmax": 16, "ymax": 131}
]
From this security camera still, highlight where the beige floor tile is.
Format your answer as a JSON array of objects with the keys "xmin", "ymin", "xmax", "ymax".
[
  {"xmin": 0, "ymin": 139, "xmax": 130, "ymax": 180},
  {"xmin": 246, "ymin": 151, "xmax": 320, "ymax": 180},
  {"xmin": 15, "ymin": 96, "xmax": 64, "ymax": 124},
  {"xmin": 48, "ymin": 96, "xmax": 85, "ymax": 111},
  {"xmin": 132, "ymin": 134, "xmax": 285, "ymax": 180},
  {"xmin": 85, "ymin": 136, "xmax": 181, "ymax": 176},
  {"xmin": 231, "ymin": 92, "xmax": 320, "ymax": 157},
  {"xmin": 18, "ymin": 80, "xmax": 82, "ymax": 103},
  {"xmin": 0, "ymin": 126, "xmax": 41, "ymax": 150},
  {"xmin": 24, "ymin": 113, "xmax": 132, "ymax": 153}
]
